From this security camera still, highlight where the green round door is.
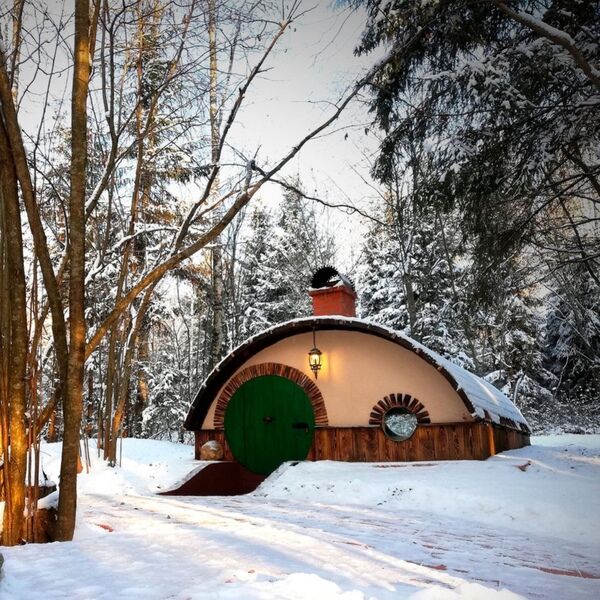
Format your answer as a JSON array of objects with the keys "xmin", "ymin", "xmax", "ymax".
[{"xmin": 224, "ymin": 375, "xmax": 315, "ymax": 475}]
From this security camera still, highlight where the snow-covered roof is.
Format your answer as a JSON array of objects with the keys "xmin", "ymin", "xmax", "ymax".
[
  {"xmin": 383, "ymin": 322, "xmax": 530, "ymax": 431},
  {"xmin": 185, "ymin": 316, "xmax": 530, "ymax": 432}
]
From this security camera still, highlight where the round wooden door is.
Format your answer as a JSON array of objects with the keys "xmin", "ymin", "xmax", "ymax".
[{"xmin": 224, "ymin": 375, "xmax": 315, "ymax": 475}]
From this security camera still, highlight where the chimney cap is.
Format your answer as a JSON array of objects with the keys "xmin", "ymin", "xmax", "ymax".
[{"xmin": 310, "ymin": 266, "xmax": 355, "ymax": 291}]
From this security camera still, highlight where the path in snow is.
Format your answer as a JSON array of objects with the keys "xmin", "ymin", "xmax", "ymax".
[
  {"xmin": 2, "ymin": 492, "xmax": 599, "ymax": 599},
  {"xmin": 1, "ymin": 435, "xmax": 599, "ymax": 599}
]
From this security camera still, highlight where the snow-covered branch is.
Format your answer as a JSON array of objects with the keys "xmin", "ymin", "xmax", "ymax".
[{"xmin": 492, "ymin": 0, "xmax": 600, "ymax": 93}]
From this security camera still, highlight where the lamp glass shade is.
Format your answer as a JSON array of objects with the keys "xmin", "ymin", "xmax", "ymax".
[{"xmin": 308, "ymin": 347, "xmax": 322, "ymax": 375}]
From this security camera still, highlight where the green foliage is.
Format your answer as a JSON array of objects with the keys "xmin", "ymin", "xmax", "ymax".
[{"xmin": 353, "ymin": 0, "xmax": 599, "ymax": 429}]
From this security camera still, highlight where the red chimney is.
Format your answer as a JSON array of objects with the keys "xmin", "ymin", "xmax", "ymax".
[{"xmin": 309, "ymin": 267, "xmax": 356, "ymax": 318}]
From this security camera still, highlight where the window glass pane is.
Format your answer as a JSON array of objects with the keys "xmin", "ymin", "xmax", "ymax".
[{"xmin": 383, "ymin": 408, "xmax": 418, "ymax": 441}]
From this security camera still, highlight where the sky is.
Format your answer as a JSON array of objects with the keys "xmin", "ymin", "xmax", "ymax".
[{"xmin": 231, "ymin": 1, "xmax": 382, "ymax": 267}]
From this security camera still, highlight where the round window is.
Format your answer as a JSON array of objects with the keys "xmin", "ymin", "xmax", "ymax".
[{"xmin": 382, "ymin": 407, "xmax": 418, "ymax": 441}]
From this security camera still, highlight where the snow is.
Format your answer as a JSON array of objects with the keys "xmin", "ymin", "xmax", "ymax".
[
  {"xmin": 1, "ymin": 435, "xmax": 599, "ymax": 599},
  {"xmin": 258, "ymin": 436, "xmax": 600, "ymax": 545}
]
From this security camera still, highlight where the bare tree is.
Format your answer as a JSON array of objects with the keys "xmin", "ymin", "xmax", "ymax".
[{"xmin": 0, "ymin": 0, "xmax": 383, "ymax": 542}]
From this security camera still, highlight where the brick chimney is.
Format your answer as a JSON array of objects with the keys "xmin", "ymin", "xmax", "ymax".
[{"xmin": 309, "ymin": 267, "xmax": 357, "ymax": 318}]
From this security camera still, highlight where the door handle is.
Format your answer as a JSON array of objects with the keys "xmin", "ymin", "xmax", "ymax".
[
  {"xmin": 292, "ymin": 422, "xmax": 309, "ymax": 432},
  {"xmin": 263, "ymin": 415, "xmax": 275, "ymax": 424}
]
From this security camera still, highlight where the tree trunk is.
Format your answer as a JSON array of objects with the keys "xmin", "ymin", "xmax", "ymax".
[
  {"xmin": 103, "ymin": 321, "xmax": 126, "ymax": 460},
  {"xmin": 402, "ymin": 272, "xmax": 418, "ymax": 339},
  {"xmin": 0, "ymin": 50, "xmax": 69, "ymax": 430},
  {"xmin": 208, "ymin": 0, "xmax": 226, "ymax": 368},
  {"xmin": 0, "ymin": 117, "xmax": 29, "ymax": 546},
  {"xmin": 108, "ymin": 286, "xmax": 155, "ymax": 464},
  {"xmin": 55, "ymin": 0, "xmax": 91, "ymax": 542},
  {"xmin": 10, "ymin": 0, "xmax": 25, "ymax": 97},
  {"xmin": 47, "ymin": 406, "xmax": 58, "ymax": 443},
  {"xmin": 134, "ymin": 323, "xmax": 150, "ymax": 437},
  {"xmin": 434, "ymin": 209, "xmax": 480, "ymax": 370},
  {"xmin": 0, "ymin": 127, "xmax": 13, "ymax": 544}
]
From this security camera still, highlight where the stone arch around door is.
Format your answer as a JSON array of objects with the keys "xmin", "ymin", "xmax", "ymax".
[{"xmin": 213, "ymin": 362, "xmax": 328, "ymax": 428}]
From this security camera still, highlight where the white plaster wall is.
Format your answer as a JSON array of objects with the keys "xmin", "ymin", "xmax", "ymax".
[{"xmin": 201, "ymin": 331, "xmax": 472, "ymax": 429}]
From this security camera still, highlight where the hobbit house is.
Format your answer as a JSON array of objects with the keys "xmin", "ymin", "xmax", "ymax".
[{"xmin": 181, "ymin": 267, "xmax": 530, "ymax": 493}]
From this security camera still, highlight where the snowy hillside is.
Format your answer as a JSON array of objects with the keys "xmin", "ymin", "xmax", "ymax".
[{"xmin": 1, "ymin": 436, "xmax": 599, "ymax": 599}]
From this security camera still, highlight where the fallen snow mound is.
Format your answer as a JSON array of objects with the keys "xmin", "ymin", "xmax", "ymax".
[{"xmin": 257, "ymin": 434, "xmax": 600, "ymax": 545}]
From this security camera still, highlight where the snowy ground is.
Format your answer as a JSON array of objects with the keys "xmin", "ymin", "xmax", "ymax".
[{"xmin": 1, "ymin": 435, "xmax": 599, "ymax": 599}]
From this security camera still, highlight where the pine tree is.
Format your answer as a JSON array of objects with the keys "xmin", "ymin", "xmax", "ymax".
[
  {"xmin": 238, "ymin": 187, "xmax": 336, "ymax": 340},
  {"xmin": 359, "ymin": 209, "xmax": 477, "ymax": 368},
  {"xmin": 359, "ymin": 221, "xmax": 406, "ymax": 331},
  {"xmin": 352, "ymin": 0, "xmax": 596, "ymax": 431},
  {"xmin": 237, "ymin": 207, "xmax": 280, "ymax": 339},
  {"xmin": 358, "ymin": 146, "xmax": 477, "ymax": 368},
  {"xmin": 353, "ymin": 0, "xmax": 599, "ymax": 282},
  {"xmin": 274, "ymin": 185, "xmax": 337, "ymax": 316},
  {"xmin": 474, "ymin": 262, "xmax": 552, "ymax": 423}
]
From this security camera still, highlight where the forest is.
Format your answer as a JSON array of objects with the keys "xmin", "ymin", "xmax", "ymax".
[{"xmin": 0, "ymin": 0, "xmax": 598, "ymax": 547}]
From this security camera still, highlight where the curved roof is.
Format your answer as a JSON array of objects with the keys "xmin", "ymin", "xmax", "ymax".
[{"xmin": 184, "ymin": 316, "xmax": 530, "ymax": 433}]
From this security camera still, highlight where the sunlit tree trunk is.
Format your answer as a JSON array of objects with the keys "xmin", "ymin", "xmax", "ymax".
[
  {"xmin": 103, "ymin": 0, "xmax": 154, "ymax": 459},
  {"xmin": 134, "ymin": 323, "xmax": 150, "ymax": 437},
  {"xmin": 10, "ymin": 0, "xmax": 25, "ymax": 99},
  {"xmin": 0, "ymin": 118, "xmax": 28, "ymax": 546},
  {"xmin": 108, "ymin": 285, "xmax": 156, "ymax": 463}
]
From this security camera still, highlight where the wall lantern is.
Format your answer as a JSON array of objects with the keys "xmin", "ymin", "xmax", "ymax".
[{"xmin": 308, "ymin": 329, "xmax": 322, "ymax": 379}]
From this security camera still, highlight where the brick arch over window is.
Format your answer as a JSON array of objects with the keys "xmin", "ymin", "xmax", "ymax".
[
  {"xmin": 213, "ymin": 362, "xmax": 328, "ymax": 429},
  {"xmin": 369, "ymin": 393, "xmax": 431, "ymax": 426}
]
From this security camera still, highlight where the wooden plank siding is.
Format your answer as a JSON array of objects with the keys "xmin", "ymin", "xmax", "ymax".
[
  {"xmin": 195, "ymin": 423, "xmax": 529, "ymax": 463},
  {"xmin": 492, "ymin": 424, "xmax": 530, "ymax": 454}
]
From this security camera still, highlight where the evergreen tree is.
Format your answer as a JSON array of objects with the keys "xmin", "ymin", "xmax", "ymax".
[
  {"xmin": 238, "ymin": 207, "xmax": 282, "ymax": 339},
  {"xmin": 352, "ymin": 0, "xmax": 596, "ymax": 431},
  {"xmin": 543, "ymin": 265, "xmax": 600, "ymax": 429},
  {"xmin": 238, "ymin": 187, "xmax": 336, "ymax": 339},
  {"xmin": 358, "ymin": 147, "xmax": 477, "ymax": 367},
  {"xmin": 274, "ymin": 185, "xmax": 337, "ymax": 316},
  {"xmin": 359, "ymin": 221, "xmax": 406, "ymax": 331},
  {"xmin": 475, "ymin": 263, "xmax": 553, "ymax": 424},
  {"xmin": 359, "ymin": 207, "xmax": 476, "ymax": 368},
  {"xmin": 353, "ymin": 0, "xmax": 599, "ymax": 280}
]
